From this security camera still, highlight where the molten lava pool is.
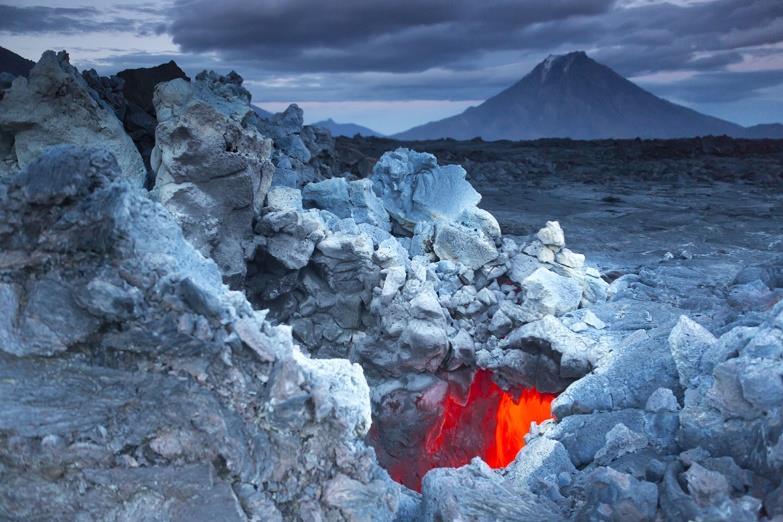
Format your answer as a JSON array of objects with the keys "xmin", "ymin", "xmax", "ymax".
[{"xmin": 380, "ymin": 369, "xmax": 555, "ymax": 491}]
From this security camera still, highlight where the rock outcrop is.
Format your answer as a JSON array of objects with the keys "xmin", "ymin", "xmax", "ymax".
[
  {"xmin": 422, "ymin": 296, "xmax": 783, "ymax": 521},
  {"xmin": 150, "ymin": 73, "xmax": 275, "ymax": 287},
  {"xmin": 248, "ymin": 103, "xmax": 338, "ymax": 188},
  {"xmin": 87, "ymin": 61, "xmax": 189, "ymax": 186},
  {"xmin": 0, "ymin": 145, "xmax": 399, "ymax": 521},
  {"xmin": 0, "ymin": 51, "xmax": 146, "ymax": 186},
  {"xmin": 249, "ymin": 147, "xmax": 608, "ymax": 490}
]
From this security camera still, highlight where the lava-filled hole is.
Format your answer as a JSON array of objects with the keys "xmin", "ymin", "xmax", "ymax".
[{"xmin": 370, "ymin": 369, "xmax": 556, "ymax": 492}]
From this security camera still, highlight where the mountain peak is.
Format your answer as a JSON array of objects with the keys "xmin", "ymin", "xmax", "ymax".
[
  {"xmin": 544, "ymin": 50, "xmax": 589, "ymax": 63},
  {"xmin": 537, "ymin": 51, "xmax": 593, "ymax": 82},
  {"xmin": 395, "ymin": 52, "xmax": 753, "ymax": 141}
]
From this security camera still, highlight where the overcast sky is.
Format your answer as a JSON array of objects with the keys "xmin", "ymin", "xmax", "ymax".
[{"xmin": 2, "ymin": 0, "xmax": 782, "ymax": 134}]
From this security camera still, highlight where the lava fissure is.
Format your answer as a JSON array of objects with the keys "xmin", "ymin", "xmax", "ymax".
[{"xmin": 386, "ymin": 369, "xmax": 555, "ymax": 491}]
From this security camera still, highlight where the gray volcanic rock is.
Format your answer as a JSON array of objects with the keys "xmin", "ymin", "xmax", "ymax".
[
  {"xmin": 371, "ymin": 148, "xmax": 499, "ymax": 269},
  {"xmin": 395, "ymin": 51, "xmax": 748, "ymax": 141},
  {"xmin": 678, "ymin": 307, "xmax": 783, "ymax": 478},
  {"xmin": 0, "ymin": 51, "xmax": 146, "ymax": 186},
  {"xmin": 420, "ymin": 458, "xmax": 566, "ymax": 522},
  {"xmin": 0, "ymin": 145, "xmax": 399, "ymax": 521},
  {"xmin": 577, "ymin": 467, "xmax": 658, "ymax": 521},
  {"xmin": 503, "ymin": 437, "xmax": 576, "ymax": 504},
  {"xmin": 480, "ymin": 314, "xmax": 598, "ymax": 394},
  {"xmin": 117, "ymin": 61, "xmax": 190, "ymax": 115},
  {"xmin": 302, "ymin": 177, "xmax": 390, "ymax": 231},
  {"xmin": 371, "ymin": 148, "xmax": 481, "ymax": 230},
  {"xmin": 247, "ymin": 103, "xmax": 338, "ymax": 188},
  {"xmin": 151, "ymin": 72, "xmax": 275, "ymax": 286},
  {"xmin": 85, "ymin": 60, "xmax": 190, "ymax": 186},
  {"xmin": 249, "ymin": 149, "xmax": 607, "ymax": 492}
]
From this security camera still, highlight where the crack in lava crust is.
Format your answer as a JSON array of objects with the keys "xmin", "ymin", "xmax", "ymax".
[{"xmin": 386, "ymin": 369, "xmax": 555, "ymax": 491}]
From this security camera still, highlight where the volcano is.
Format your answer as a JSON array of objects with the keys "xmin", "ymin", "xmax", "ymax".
[{"xmin": 395, "ymin": 51, "xmax": 755, "ymax": 141}]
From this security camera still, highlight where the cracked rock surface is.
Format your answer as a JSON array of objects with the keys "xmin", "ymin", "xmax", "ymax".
[{"xmin": 0, "ymin": 145, "xmax": 399, "ymax": 521}]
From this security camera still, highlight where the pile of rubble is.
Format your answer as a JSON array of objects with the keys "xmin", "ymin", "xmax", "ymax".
[
  {"xmin": 1, "ymin": 49, "xmax": 781, "ymax": 521},
  {"xmin": 245, "ymin": 144, "xmax": 609, "ymax": 488},
  {"xmin": 420, "ymin": 301, "xmax": 783, "ymax": 521}
]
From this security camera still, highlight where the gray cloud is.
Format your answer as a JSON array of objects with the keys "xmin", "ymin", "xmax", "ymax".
[
  {"xmin": 641, "ymin": 69, "xmax": 783, "ymax": 103},
  {"xmin": 5, "ymin": 0, "xmax": 782, "ymax": 126},
  {"xmin": 0, "ymin": 3, "xmax": 165, "ymax": 35},
  {"xmin": 163, "ymin": 0, "xmax": 783, "ymax": 75},
  {"xmin": 148, "ymin": 0, "xmax": 783, "ymax": 109},
  {"xmin": 167, "ymin": 0, "xmax": 614, "ymax": 73}
]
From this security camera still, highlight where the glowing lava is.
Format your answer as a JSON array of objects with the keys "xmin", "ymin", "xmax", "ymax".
[
  {"xmin": 380, "ymin": 369, "xmax": 555, "ymax": 491},
  {"xmin": 486, "ymin": 387, "xmax": 555, "ymax": 468}
]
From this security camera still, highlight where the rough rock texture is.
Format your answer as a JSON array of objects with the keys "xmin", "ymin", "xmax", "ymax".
[
  {"xmin": 0, "ymin": 145, "xmax": 400, "ymax": 521},
  {"xmin": 371, "ymin": 148, "xmax": 499, "ymax": 269},
  {"xmin": 0, "ymin": 51, "xmax": 145, "ymax": 186},
  {"xmin": 324, "ymin": 132, "xmax": 783, "ymax": 519},
  {"xmin": 151, "ymin": 73, "xmax": 275, "ymax": 287},
  {"xmin": 426, "ymin": 300, "xmax": 783, "ymax": 521},
  {"xmin": 84, "ymin": 61, "xmax": 189, "ymax": 186},
  {"xmin": 249, "ymin": 147, "xmax": 607, "ymax": 491},
  {"xmin": 4, "ymin": 51, "xmax": 781, "ymax": 521},
  {"xmin": 247, "ymin": 103, "xmax": 338, "ymax": 188},
  {"xmin": 419, "ymin": 458, "xmax": 566, "ymax": 521}
]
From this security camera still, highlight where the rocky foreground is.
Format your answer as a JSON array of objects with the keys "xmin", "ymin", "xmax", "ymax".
[{"xmin": 0, "ymin": 51, "xmax": 782, "ymax": 521}]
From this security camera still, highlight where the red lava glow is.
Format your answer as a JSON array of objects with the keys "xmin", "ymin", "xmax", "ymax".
[
  {"xmin": 385, "ymin": 369, "xmax": 555, "ymax": 491},
  {"xmin": 487, "ymin": 387, "xmax": 555, "ymax": 468}
]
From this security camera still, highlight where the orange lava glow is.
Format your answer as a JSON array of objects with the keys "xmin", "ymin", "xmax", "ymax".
[
  {"xmin": 383, "ymin": 369, "xmax": 555, "ymax": 491},
  {"xmin": 486, "ymin": 387, "xmax": 556, "ymax": 468}
]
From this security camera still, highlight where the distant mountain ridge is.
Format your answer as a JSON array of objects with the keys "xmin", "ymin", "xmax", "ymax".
[
  {"xmin": 314, "ymin": 118, "xmax": 383, "ymax": 137},
  {"xmin": 0, "ymin": 46, "xmax": 35, "ymax": 77},
  {"xmin": 396, "ymin": 51, "xmax": 779, "ymax": 141},
  {"xmin": 744, "ymin": 123, "xmax": 783, "ymax": 139}
]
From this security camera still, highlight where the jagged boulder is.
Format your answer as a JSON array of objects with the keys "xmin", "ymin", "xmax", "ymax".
[
  {"xmin": 302, "ymin": 177, "xmax": 390, "ymax": 231},
  {"xmin": 371, "ymin": 148, "xmax": 480, "ymax": 229},
  {"xmin": 577, "ymin": 467, "xmax": 658, "ymax": 521},
  {"xmin": 0, "ymin": 145, "xmax": 400, "ymax": 521},
  {"xmin": 151, "ymin": 73, "xmax": 275, "ymax": 286},
  {"xmin": 419, "ymin": 458, "xmax": 566, "ymax": 521},
  {"xmin": 83, "ymin": 61, "xmax": 190, "ymax": 186},
  {"xmin": 678, "ymin": 304, "xmax": 783, "ymax": 484},
  {"xmin": 370, "ymin": 148, "xmax": 500, "ymax": 269},
  {"xmin": 247, "ymin": 103, "xmax": 336, "ymax": 188},
  {"xmin": 0, "ymin": 51, "xmax": 145, "ymax": 186},
  {"xmin": 478, "ymin": 314, "xmax": 599, "ymax": 393}
]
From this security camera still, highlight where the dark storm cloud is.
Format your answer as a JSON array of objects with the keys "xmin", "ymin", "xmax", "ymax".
[
  {"xmin": 641, "ymin": 69, "xmax": 783, "ymax": 103},
  {"xmin": 8, "ymin": 0, "xmax": 780, "ymax": 121},
  {"xmin": 162, "ymin": 0, "xmax": 783, "ymax": 100},
  {"xmin": 0, "ymin": 5, "xmax": 115, "ymax": 33},
  {"xmin": 591, "ymin": 0, "xmax": 783, "ymax": 76},
  {"xmin": 0, "ymin": 3, "xmax": 164, "ymax": 35},
  {"xmin": 167, "ymin": 0, "xmax": 615, "ymax": 73}
]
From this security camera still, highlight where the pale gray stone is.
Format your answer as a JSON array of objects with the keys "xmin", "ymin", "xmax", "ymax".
[
  {"xmin": 536, "ymin": 220, "xmax": 565, "ymax": 249},
  {"xmin": 0, "ymin": 51, "xmax": 145, "ymax": 185}
]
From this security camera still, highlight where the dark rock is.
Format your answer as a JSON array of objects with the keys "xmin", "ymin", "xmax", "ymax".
[
  {"xmin": 0, "ymin": 46, "xmax": 35, "ymax": 77},
  {"xmin": 117, "ymin": 61, "xmax": 189, "ymax": 115}
]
